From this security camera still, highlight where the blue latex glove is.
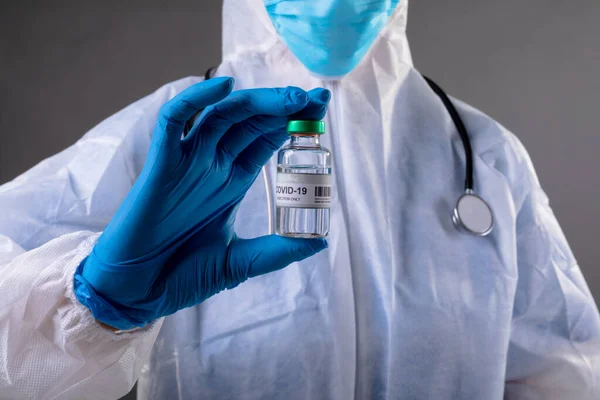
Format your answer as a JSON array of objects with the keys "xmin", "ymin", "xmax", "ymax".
[{"xmin": 74, "ymin": 77, "xmax": 331, "ymax": 330}]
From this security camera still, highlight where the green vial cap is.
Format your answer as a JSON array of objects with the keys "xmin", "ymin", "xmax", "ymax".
[{"xmin": 287, "ymin": 120, "xmax": 325, "ymax": 135}]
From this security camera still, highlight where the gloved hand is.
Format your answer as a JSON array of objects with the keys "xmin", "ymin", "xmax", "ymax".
[{"xmin": 74, "ymin": 77, "xmax": 331, "ymax": 330}]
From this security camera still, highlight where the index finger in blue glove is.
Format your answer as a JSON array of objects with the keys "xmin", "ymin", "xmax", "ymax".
[
  {"xmin": 156, "ymin": 77, "xmax": 234, "ymax": 148},
  {"xmin": 216, "ymin": 114, "xmax": 289, "ymax": 160},
  {"xmin": 187, "ymin": 87, "xmax": 310, "ymax": 149},
  {"xmin": 233, "ymin": 88, "xmax": 331, "ymax": 176},
  {"xmin": 219, "ymin": 88, "xmax": 331, "ymax": 162},
  {"xmin": 290, "ymin": 88, "xmax": 331, "ymax": 120}
]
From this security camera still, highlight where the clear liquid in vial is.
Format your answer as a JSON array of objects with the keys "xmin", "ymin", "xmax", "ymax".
[
  {"xmin": 276, "ymin": 122, "xmax": 331, "ymax": 239},
  {"xmin": 276, "ymin": 165, "xmax": 331, "ymax": 238}
]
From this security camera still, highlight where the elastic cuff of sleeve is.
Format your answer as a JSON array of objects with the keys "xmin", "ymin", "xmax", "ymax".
[
  {"xmin": 73, "ymin": 259, "xmax": 152, "ymax": 331},
  {"xmin": 60, "ymin": 232, "xmax": 159, "ymax": 342}
]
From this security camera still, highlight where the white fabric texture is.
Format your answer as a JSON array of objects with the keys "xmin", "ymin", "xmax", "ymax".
[
  {"xmin": 1, "ymin": 0, "xmax": 599, "ymax": 399},
  {"xmin": 0, "ymin": 77, "xmax": 201, "ymax": 399}
]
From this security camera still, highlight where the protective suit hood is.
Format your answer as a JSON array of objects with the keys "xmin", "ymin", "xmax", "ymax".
[{"xmin": 222, "ymin": 0, "xmax": 412, "ymax": 79}]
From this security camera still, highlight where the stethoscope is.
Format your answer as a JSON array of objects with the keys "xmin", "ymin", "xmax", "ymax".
[
  {"xmin": 423, "ymin": 76, "xmax": 494, "ymax": 236},
  {"xmin": 186, "ymin": 68, "xmax": 494, "ymax": 237}
]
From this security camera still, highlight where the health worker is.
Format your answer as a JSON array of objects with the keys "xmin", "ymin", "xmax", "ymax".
[{"xmin": 1, "ymin": 0, "xmax": 599, "ymax": 399}]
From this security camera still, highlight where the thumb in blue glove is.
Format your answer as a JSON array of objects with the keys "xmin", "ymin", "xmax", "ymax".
[{"xmin": 74, "ymin": 77, "xmax": 331, "ymax": 330}]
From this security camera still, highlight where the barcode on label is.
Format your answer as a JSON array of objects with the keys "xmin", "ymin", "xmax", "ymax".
[{"xmin": 315, "ymin": 186, "xmax": 331, "ymax": 197}]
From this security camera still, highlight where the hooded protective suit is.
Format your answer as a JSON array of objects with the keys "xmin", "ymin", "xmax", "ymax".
[{"xmin": 1, "ymin": 0, "xmax": 599, "ymax": 399}]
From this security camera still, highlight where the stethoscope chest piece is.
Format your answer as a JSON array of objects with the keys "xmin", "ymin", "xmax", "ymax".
[{"xmin": 452, "ymin": 191, "xmax": 494, "ymax": 236}]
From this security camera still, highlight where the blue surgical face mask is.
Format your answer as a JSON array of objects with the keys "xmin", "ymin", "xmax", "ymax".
[{"xmin": 264, "ymin": 0, "xmax": 400, "ymax": 78}]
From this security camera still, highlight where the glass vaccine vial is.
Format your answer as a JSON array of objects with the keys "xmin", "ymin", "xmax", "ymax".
[{"xmin": 276, "ymin": 120, "xmax": 332, "ymax": 238}]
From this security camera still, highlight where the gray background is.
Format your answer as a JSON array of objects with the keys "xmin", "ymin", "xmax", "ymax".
[{"xmin": 1, "ymin": 1, "xmax": 599, "ymax": 398}]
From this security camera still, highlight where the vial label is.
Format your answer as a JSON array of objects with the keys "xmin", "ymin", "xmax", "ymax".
[{"xmin": 276, "ymin": 173, "xmax": 332, "ymax": 208}]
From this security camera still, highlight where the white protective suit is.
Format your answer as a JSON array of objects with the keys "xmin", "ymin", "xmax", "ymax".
[{"xmin": 1, "ymin": 1, "xmax": 600, "ymax": 399}]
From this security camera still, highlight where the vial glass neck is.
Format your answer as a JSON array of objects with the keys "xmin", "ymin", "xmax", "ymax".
[{"xmin": 290, "ymin": 134, "xmax": 320, "ymax": 147}]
